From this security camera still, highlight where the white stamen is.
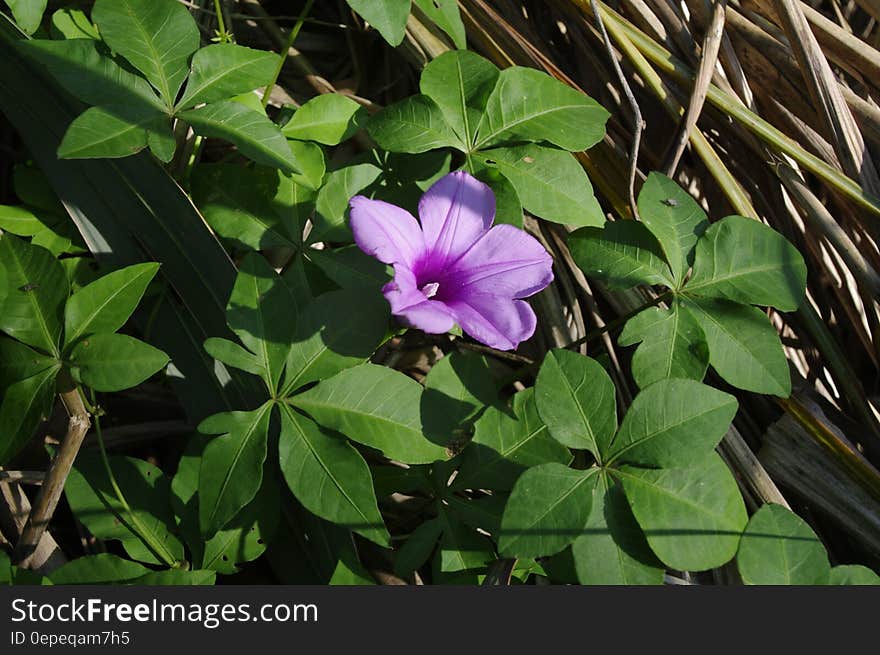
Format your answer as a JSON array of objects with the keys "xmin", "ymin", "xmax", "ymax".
[{"xmin": 420, "ymin": 282, "xmax": 440, "ymax": 299}]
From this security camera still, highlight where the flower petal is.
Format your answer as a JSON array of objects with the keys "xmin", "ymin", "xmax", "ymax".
[
  {"xmin": 446, "ymin": 224, "xmax": 554, "ymax": 298},
  {"xmin": 418, "ymin": 171, "xmax": 494, "ymax": 271},
  {"xmin": 446, "ymin": 293, "xmax": 538, "ymax": 350},
  {"xmin": 350, "ymin": 195, "xmax": 425, "ymax": 268},
  {"xmin": 383, "ymin": 265, "xmax": 456, "ymax": 334}
]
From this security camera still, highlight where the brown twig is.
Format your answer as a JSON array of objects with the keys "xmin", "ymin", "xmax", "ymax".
[{"xmin": 13, "ymin": 371, "xmax": 90, "ymax": 567}]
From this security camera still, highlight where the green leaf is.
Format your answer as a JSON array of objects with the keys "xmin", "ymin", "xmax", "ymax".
[
  {"xmin": 569, "ymin": 220, "xmax": 674, "ymax": 289},
  {"xmin": 345, "ymin": 0, "xmax": 411, "ymax": 46},
  {"xmin": 291, "ymin": 363, "xmax": 448, "ymax": 464},
  {"xmin": 681, "ymin": 297, "xmax": 791, "ymax": 396},
  {"xmin": 306, "ymin": 245, "xmax": 391, "ymax": 290},
  {"xmin": 278, "ymin": 404, "xmax": 389, "ymax": 546},
  {"xmin": 312, "ymin": 162, "xmax": 382, "ymax": 242},
  {"xmin": 829, "ymin": 565, "xmax": 880, "ymax": 585},
  {"xmin": 92, "ymin": 0, "xmax": 199, "ymax": 105},
  {"xmin": 47, "ymin": 554, "xmax": 151, "ymax": 585},
  {"xmin": 444, "ymin": 493, "xmax": 505, "ymax": 535},
  {"xmin": 3, "ymin": 0, "xmax": 47, "ymax": 34},
  {"xmin": 65, "ymin": 452, "xmax": 184, "ymax": 566},
  {"xmin": 414, "ymin": 0, "xmax": 466, "ymax": 48},
  {"xmin": 455, "ymin": 388, "xmax": 572, "ymax": 491},
  {"xmin": 421, "ymin": 351, "xmax": 498, "ymax": 447},
  {"xmin": 134, "ymin": 569, "xmax": 215, "ymax": 585},
  {"xmin": 367, "ymin": 95, "xmax": 463, "ymax": 153},
  {"xmin": 282, "ymin": 94, "xmax": 367, "ymax": 145},
  {"xmin": 177, "ymin": 44, "xmax": 280, "ymax": 109},
  {"xmin": 437, "ymin": 507, "xmax": 494, "ymax": 572},
  {"xmin": 282, "ymin": 289, "xmax": 390, "ymax": 395},
  {"xmin": 227, "ymin": 253, "xmax": 298, "ymax": 391},
  {"xmin": 420, "ymin": 51, "xmax": 499, "ymax": 147},
  {"xmin": 473, "ymin": 165, "xmax": 523, "ymax": 227},
  {"xmin": 21, "ymin": 38, "xmax": 163, "ymax": 109},
  {"xmin": 477, "ymin": 67, "xmax": 609, "ymax": 151},
  {"xmin": 394, "ymin": 517, "xmax": 442, "ymax": 576},
  {"xmin": 58, "ymin": 105, "xmax": 165, "ymax": 160},
  {"xmin": 64, "ymin": 262, "xmax": 159, "ymax": 347},
  {"xmin": 0, "ymin": 232, "xmax": 67, "ymax": 354},
  {"xmin": 618, "ymin": 300, "xmax": 709, "ymax": 388},
  {"xmin": 50, "ymin": 8, "xmax": 100, "ymax": 40},
  {"xmin": 476, "ymin": 144, "xmax": 604, "ymax": 227},
  {"xmin": 191, "ymin": 165, "xmax": 296, "ymax": 251},
  {"xmin": 736, "ymin": 504, "xmax": 831, "ymax": 585},
  {"xmin": 608, "ymin": 378, "xmax": 737, "ymax": 468},
  {"xmin": 147, "ymin": 120, "xmax": 176, "ymax": 162},
  {"xmin": 637, "ymin": 172, "xmax": 709, "ymax": 284},
  {"xmin": 70, "ymin": 333, "xmax": 169, "ymax": 392},
  {"xmin": 617, "ymin": 453, "xmax": 747, "ymax": 571},
  {"xmin": 273, "ymin": 171, "xmax": 317, "ymax": 240},
  {"xmin": 204, "ymin": 337, "xmax": 264, "ymax": 377},
  {"xmin": 686, "ymin": 215, "xmax": 807, "ymax": 311},
  {"xmin": 572, "ymin": 474, "xmax": 665, "ymax": 585},
  {"xmin": 197, "ymin": 403, "xmax": 273, "ymax": 538},
  {"xmin": 289, "ymin": 140, "xmax": 326, "ymax": 189},
  {"xmin": 534, "ymin": 350, "xmax": 617, "ymax": 457},
  {"xmin": 0, "ymin": 205, "xmax": 44, "ymax": 235},
  {"xmin": 0, "ymin": 336, "xmax": 57, "ymax": 389},
  {"xmin": 0, "ymin": 365, "xmax": 58, "ymax": 464},
  {"xmin": 179, "ymin": 101, "xmax": 300, "ymax": 172},
  {"xmin": 498, "ymin": 463, "xmax": 598, "ymax": 558}
]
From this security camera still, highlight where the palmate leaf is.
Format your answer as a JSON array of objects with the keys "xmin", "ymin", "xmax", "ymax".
[
  {"xmin": 291, "ymin": 363, "xmax": 448, "ymax": 464},
  {"xmin": 345, "ymin": 0, "xmax": 411, "ymax": 46},
  {"xmin": 618, "ymin": 300, "xmax": 709, "ymax": 388},
  {"xmin": 413, "ymin": 0, "xmax": 466, "ymax": 49},
  {"xmin": 455, "ymin": 388, "xmax": 572, "ymax": 491},
  {"xmin": 636, "ymin": 172, "xmax": 708, "ymax": 285},
  {"xmin": 312, "ymin": 162, "xmax": 382, "ymax": 242},
  {"xmin": 64, "ymin": 262, "xmax": 159, "ymax": 347},
  {"xmin": 197, "ymin": 403, "xmax": 273, "ymax": 539},
  {"xmin": 476, "ymin": 144, "xmax": 604, "ymax": 227},
  {"xmin": 91, "ymin": 0, "xmax": 199, "ymax": 106},
  {"xmin": 65, "ymin": 451, "xmax": 184, "ymax": 566},
  {"xmin": 569, "ymin": 220, "xmax": 674, "ymax": 289},
  {"xmin": 282, "ymin": 94, "xmax": 367, "ymax": 146},
  {"xmin": 47, "ymin": 554, "xmax": 151, "ymax": 585},
  {"xmin": 179, "ymin": 101, "xmax": 300, "ymax": 173},
  {"xmin": 69, "ymin": 333, "xmax": 169, "ymax": 392},
  {"xmin": 736, "ymin": 504, "xmax": 831, "ymax": 585},
  {"xmin": 367, "ymin": 95, "xmax": 463, "ymax": 153},
  {"xmin": 534, "ymin": 350, "xmax": 617, "ymax": 457},
  {"xmin": 420, "ymin": 51, "xmax": 499, "ymax": 148},
  {"xmin": 57, "ymin": 105, "xmax": 167, "ymax": 160},
  {"xmin": 394, "ymin": 518, "xmax": 443, "ymax": 577},
  {"xmin": 829, "ymin": 565, "xmax": 880, "ymax": 585},
  {"xmin": 572, "ymin": 473, "xmax": 664, "ymax": 585},
  {"xmin": 686, "ymin": 215, "xmax": 807, "ymax": 311},
  {"xmin": 476, "ymin": 66, "xmax": 610, "ymax": 151},
  {"xmin": 681, "ymin": 297, "xmax": 791, "ymax": 396},
  {"xmin": 616, "ymin": 452, "xmax": 747, "ymax": 571},
  {"xmin": 437, "ymin": 505, "xmax": 494, "ymax": 573},
  {"xmin": 177, "ymin": 44, "xmax": 280, "ymax": 110},
  {"xmin": 0, "ymin": 232, "xmax": 67, "ymax": 354},
  {"xmin": 606, "ymin": 378, "xmax": 738, "ymax": 468},
  {"xmin": 0, "ymin": 365, "xmax": 59, "ymax": 464},
  {"xmin": 278, "ymin": 404, "xmax": 389, "ymax": 547},
  {"xmin": 498, "ymin": 463, "xmax": 599, "ymax": 559},
  {"xmin": 0, "ymin": 336, "xmax": 57, "ymax": 390}
]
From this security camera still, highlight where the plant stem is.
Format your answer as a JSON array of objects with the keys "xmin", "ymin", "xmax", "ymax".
[
  {"xmin": 13, "ymin": 370, "xmax": 90, "ymax": 566},
  {"xmin": 563, "ymin": 289, "xmax": 674, "ymax": 350},
  {"xmin": 89, "ymin": 390, "xmax": 178, "ymax": 568},
  {"xmin": 261, "ymin": 0, "xmax": 315, "ymax": 108}
]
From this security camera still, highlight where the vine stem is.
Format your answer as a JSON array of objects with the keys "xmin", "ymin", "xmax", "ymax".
[
  {"xmin": 261, "ymin": 0, "xmax": 315, "ymax": 108},
  {"xmin": 212, "ymin": 0, "xmax": 228, "ymax": 39},
  {"xmin": 89, "ymin": 390, "xmax": 178, "ymax": 568},
  {"xmin": 13, "ymin": 370, "xmax": 90, "ymax": 566},
  {"xmin": 563, "ymin": 289, "xmax": 674, "ymax": 351}
]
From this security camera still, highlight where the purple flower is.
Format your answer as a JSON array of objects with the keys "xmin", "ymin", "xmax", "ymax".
[{"xmin": 349, "ymin": 171, "xmax": 553, "ymax": 350}]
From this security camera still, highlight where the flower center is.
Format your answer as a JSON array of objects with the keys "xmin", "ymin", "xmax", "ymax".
[{"xmin": 420, "ymin": 281, "xmax": 440, "ymax": 299}]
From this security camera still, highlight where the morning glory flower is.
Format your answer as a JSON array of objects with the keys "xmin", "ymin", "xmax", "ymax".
[{"xmin": 349, "ymin": 171, "xmax": 554, "ymax": 350}]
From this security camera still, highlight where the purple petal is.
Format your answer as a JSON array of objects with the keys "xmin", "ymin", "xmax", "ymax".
[
  {"xmin": 446, "ymin": 224, "xmax": 554, "ymax": 298},
  {"xmin": 350, "ymin": 195, "xmax": 425, "ymax": 268},
  {"xmin": 446, "ymin": 293, "xmax": 538, "ymax": 350},
  {"xmin": 418, "ymin": 171, "xmax": 494, "ymax": 271},
  {"xmin": 383, "ymin": 265, "xmax": 456, "ymax": 334}
]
